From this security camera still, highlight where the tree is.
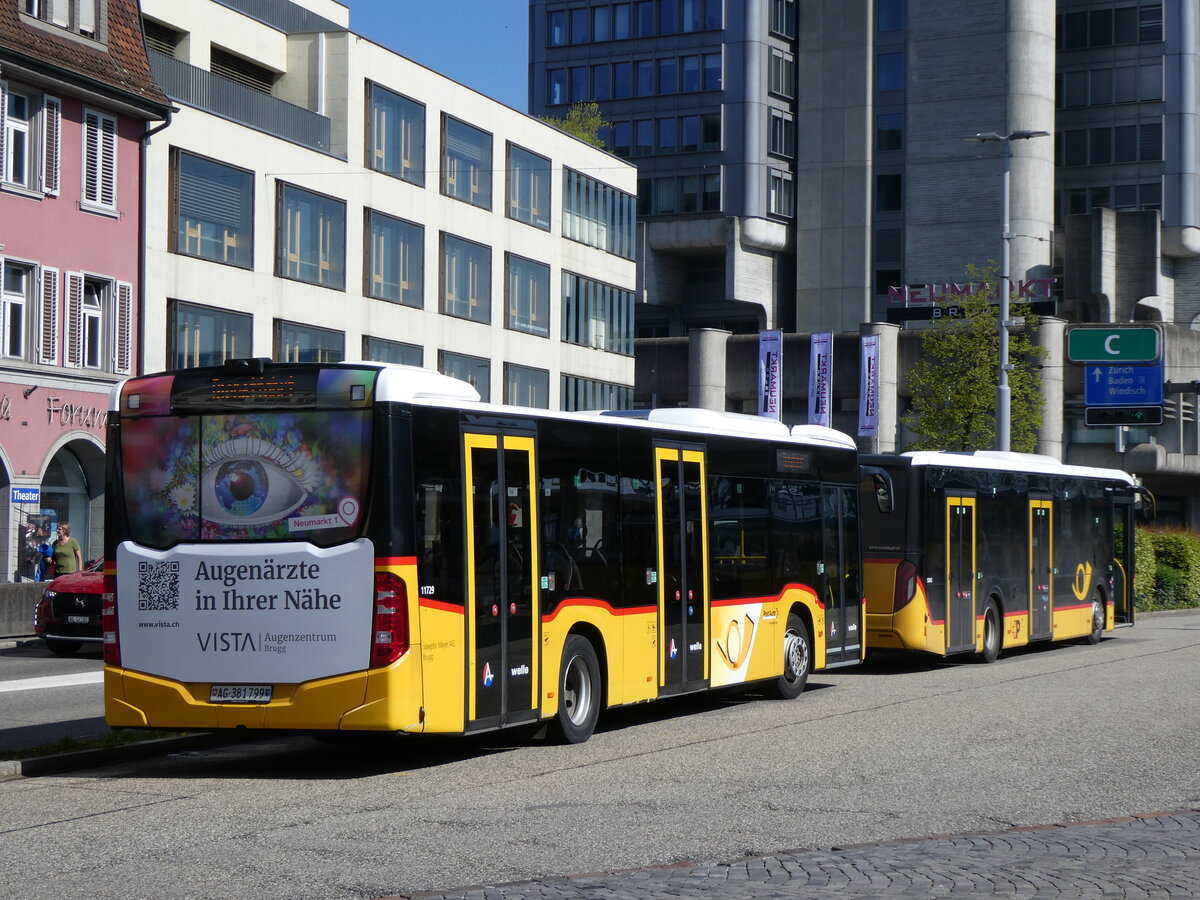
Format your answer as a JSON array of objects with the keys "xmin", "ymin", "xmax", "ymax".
[
  {"xmin": 902, "ymin": 263, "xmax": 1046, "ymax": 453},
  {"xmin": 540, "ymin": 102, "xmax": 609, "ymax": 148}
]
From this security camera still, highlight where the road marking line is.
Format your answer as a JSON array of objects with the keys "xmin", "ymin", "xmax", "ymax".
[{"xmin": 0, "ymin": 672, "xmax": 104, "ymax": 693}]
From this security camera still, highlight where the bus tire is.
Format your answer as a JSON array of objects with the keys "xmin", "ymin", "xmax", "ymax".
[
  {"xmin": 768, "ymin": 613, "xmax": 812, "ymax": 700},
  {"xmin": 552, "ymin": 635, "xmax": 601, "ymax": 744},
  {"xmin": 978, "ymin": 601, "xmax": 1001, "ymax": 664},
  {"xmin": 1085, "ymin": 594, "xmax": 1104, "ymax": 645}
]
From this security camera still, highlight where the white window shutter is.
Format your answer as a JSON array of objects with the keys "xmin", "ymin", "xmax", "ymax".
[
  {"xmin": 39, "ymin": 266, "xmax": 59, "ymax": 365},
  {"xmin": 83, "ymin": 110, "xmax": 117, "ymax": 208},
  {"xmin": 65, "ymin": 272, "xmax": 83, "ymax": 367},
  {"xmin": 42, "ymin": 96, "xmax": 61, "ymax": 196},
  {"xmin": 0, "ymin": 81, "xmax": 7, "ymax": 177},
  {"xmin": 115, "ymin": 281, "xmax": 132, "ymax": 374}
]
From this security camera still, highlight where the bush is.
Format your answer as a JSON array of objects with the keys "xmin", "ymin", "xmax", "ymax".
[{"xmin": 1137, "ymin": 527, "xmax": 1200, "ymax": 611}]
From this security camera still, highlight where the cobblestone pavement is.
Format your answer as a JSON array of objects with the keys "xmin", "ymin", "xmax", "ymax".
[{"xmin": 394, "ymin": 809, "xmax": 1200, "ymax": 899}]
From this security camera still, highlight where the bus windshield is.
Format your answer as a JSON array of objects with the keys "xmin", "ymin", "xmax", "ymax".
[{"xmin": 119, "ymin": 408, "xmax": 372, "ymax": 548}]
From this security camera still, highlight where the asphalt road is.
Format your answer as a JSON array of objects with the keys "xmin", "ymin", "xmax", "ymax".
[
  {"xmin": 1, "ymin": 610, "xmax": 1198, "ymax": 900},
  {"xmin": 0, "ymin": 638, "xmax": 106, "ymax": 752}
]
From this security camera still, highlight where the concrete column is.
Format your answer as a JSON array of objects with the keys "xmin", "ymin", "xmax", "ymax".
[
  {"xmin": 688, "ymin": 328, "xmax": 731, "ymax": 411},
  {"xmin": 857, "ymin": 322, "xmax": 900, "ymax": 454},
  {"xmin": 1036, "ymin": 316, "xmax": 1065, "ymax": 461}
]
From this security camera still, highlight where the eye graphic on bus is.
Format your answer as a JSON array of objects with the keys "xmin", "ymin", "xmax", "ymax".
[{"xmin": 200, "ymin": 436, "xmax": 317, "ymax": 525}]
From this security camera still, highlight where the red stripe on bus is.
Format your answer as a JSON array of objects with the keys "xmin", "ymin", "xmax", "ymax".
[
  {"xmin": 542, "ymin": 597, "xmax": 657, "ymax": 622},
  {"xmin": 711, "ymin": 584, "xmax": 821, "ymax": 609},
  {"xmin": 376, "ymin": 556, "xmax": 417, "ymax": 567},
  {"xmin": 1054, "ymin": 602, "xmax": 1092, "ymax": 612},
  {"xmin": 419, "ymin": 597, "xmax": 464, "ymax": 614}
]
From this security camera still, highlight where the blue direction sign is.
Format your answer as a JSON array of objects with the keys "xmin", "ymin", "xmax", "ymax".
[{"xmin": 1084, "ymin": 364, "xmax": 1164, "ymax": 406}]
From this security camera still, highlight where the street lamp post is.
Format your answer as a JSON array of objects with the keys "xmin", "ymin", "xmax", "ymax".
[{"xmin": 963, "ymin": 130, "xmax": 1050, "ymax": 453}]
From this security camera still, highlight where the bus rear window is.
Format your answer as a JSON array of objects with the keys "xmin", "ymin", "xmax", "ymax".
[{"xmin": 120, "ymin": 410, "xmax": 371, "ymax": 548}]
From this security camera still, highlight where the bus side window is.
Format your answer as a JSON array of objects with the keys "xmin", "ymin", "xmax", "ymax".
[{"xmin": 860, "ymin": 468, "xmax": 893, "ymax": 514}]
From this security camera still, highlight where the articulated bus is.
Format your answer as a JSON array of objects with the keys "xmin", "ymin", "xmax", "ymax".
[
  {"xmin": 858, "ymin": 451, "xmax": 1150, "ymax": 663},
  {"xmin": 103, "ymin": 360, "xmax": 863, "ymax": 743}
]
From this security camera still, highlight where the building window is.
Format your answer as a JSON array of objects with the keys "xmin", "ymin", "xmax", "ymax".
[
  {"xmin": 635, "ymin": 119, "xmax": 653, "ymax": 155},
  {"xmin": 364, "ymin": 336, "xmax": 421, "ymax": 366},
  {"xmin": 769, "ymin": 51, "xmax": 795, "ymax": 98},
  {"xmin": 506, "ymin": 254, "xmax": 550, "ymax": 337},
  {"xmin": 637, "ymin": 0, "xmax": 655, "ymax": 36},
  {"xmin": 561, "ymin": 374, "xmax": 633, "ymax": 411},
  {"xmin": 1, "ymin": 262, "xmax": 30, "ymax": 359},
  {"xmin": 657, "ymin": 117, "xmax": 677, "ymax": 153},
  {"xmin": 877, "ymin": 53, "xmax": 904, "ymax": 92},
  {"xmin": 210, "ymin": 47, "xmax": 275, "ymax": 94},
  {"xmin": 142, "ymin": 18, "xmax": 182, "ymax": 56},
  {"xmin": 876, "ymin": 173, "xmax": 902, "ymax": 212},
  {"xmin": 171, "ymin": 149, "xmax": 253, "ymax": 268},
  {"xmin": 82, "ymin": 108, "xmax": 116, "ymax": 210},
  {"xmin": 561, "ymin": 271, "xmax": 634, "ymax": 355},
  {"xmin": 21, "ymin": 0, "xmax": 102, "ymax": 41},
  {"xmin": 169, "ymin": 300, "xmax": 251, "ymax": 369},
  {"xmin": 548, "ymin": 9, "xmax": 566, "ymax": 45},
  {"xmin": 440, "ymin": 350, "xmax": 489, "ymax": 400},
  {"xmin": 367, "ymin": 210, "xmax": 423, "ymax": 307},
  {"xmin": 877, "ymin": 0, "xmax": 904, "ymax": 31},
  {"xmin": 682, "ymin": 55, "xmax": 700, "ymax": 92},
  {"xmin": 701, "ymin": 112, "xmax": 721, "ymax": 150},
  {"xmin": 505, "ymin": 364, "xmax": 549, "ymax": 409},
  {"xmin": 614, "ymin": 3, "xmax": 632, "ymax": 38},
  {"xmin": 1138, "ymin": 4, "xmax": 1163, "ymax": 42},
  {"xmin": 277, "ymin": 183, "xmax": 345, "ymax": 289},
  {"xmin": 562, "ymin": 168, "xmax": 636, "ymax": 258},
  {"xmin": 702, "ymin": 172, "xmax": 720, "ymax": 210},
  {"xmin": 703, "ymin": 53, "xmax": 722, "ymax": 91},
  {"xmin": 658, "ymin": 58, "xmax": 678, "ymax": 94},
  {"xmin": 876, "ymin": 113, "xmax": 902, "ymax": 151},
  {"xmin": 368, "ymin": 83, "xmax": 424, "ymax": 186},
  {"xmin": 274, "ymin": 320, "xmax": 343, "ymax": 363},
  {"xmin": 593, "ymin": 64, "xmax": 612, "ymax": 101},
  {"xmin": 637, "ymin": 60, "xmax": 655, "ymax": 97},
  {"xmin": 507, "ymin": 143, "xmax": 551, "ymax": 230},
  {"xmin": 770, "ymin": 0, "xmax": 797, "ymax": 37},
  {"xmin": 548, "ymin": 69, "xmax": 566, "ymax": 105},
  {"xmin": 81, "ymin": 277, "xmax": 105, "ymax": 369},
  {"xmin": 593, "ymin": 5, "xmax": 611, "ymax": 40},
  {"xmin": 442, "ymin": 115, "xmax": 492, "ymax": 209},
  {"xmin": 769, "ymin": 109, "xmax": 795, "ymax": 158},
  {"xmin": 441, "ymin": 233, "xmax": 490, "ymax": 323},
  {"xmin": 1140, "ymin": 121, "xmax": 1162, "ymax": 161},
  {"xmin": 768, "ymin": 168, "xmax": 794, "ymax": 217},
  {"xmin": 680, "ymin": 115, "xmax": 699, "ymax": 152},
  {"xmin": 0, "ymin": 84, "xmax": 63, "ymax": 200},
  {"xmin": 570, "ymin": 66, "xmax": 588, "ymax": 103},
  {"xmin": 63, "ymin": 272, "xmax": 129, "ymax": 372}
]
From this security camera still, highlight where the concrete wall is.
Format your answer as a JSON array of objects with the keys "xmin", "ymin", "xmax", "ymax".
[{"xmin": 0, "ymin": 583, "xmax": 44, "ymax": 639}]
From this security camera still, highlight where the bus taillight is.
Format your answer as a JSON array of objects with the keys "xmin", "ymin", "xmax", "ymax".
[
  {"xmin": 102, "ymin": 578, "xmax": 120, "ymax": 667},
  {"xmin": 894, "ymin": 560, "xmax": 918, "ymax": 613},
  {"xmin": 371, "ymin": 572, "xmax": 409, "ymax": 667}
]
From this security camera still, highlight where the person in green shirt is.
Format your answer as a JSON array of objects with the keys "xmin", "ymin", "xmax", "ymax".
[{"xmin": 51, "ymin": 523, "xmax": 83, "ymax": 576}]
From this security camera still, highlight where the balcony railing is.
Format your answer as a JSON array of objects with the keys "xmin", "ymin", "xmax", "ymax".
[{"xmin": 149, "ymin": 51, "xmax": 334, "ymax": 156}]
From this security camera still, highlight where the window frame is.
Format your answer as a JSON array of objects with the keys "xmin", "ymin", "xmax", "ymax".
[
  {"xmin": 505, "ymin": 253, "xmax": 551, "ymax": 337},
  {"xmin": 365, "ymin": 208, "xmax": 424, "ymax": 307},
  {"xmin": 273, "ymin": 319, "xmax": 344, "ymax": 364},
  {"xmin": 441, "ymin": 114, "xmax": 493, "ymax": 209},
  {"xmin": 276, "ymin": 181, "xmax": 346, "ymax": 290},
  {"xmin": 170, "ymin": 148, "xmax": 254, "ymax": 269},
  {"xmin": 168, "ymin": 299, "xmax": 252, "ymax": 370},
  {"xmin": 440, "ymin": 232, "xmax": 492, "ymax": 324},
  {"xmin": 506, "ymin": 142, "xmax": 551, "ymax": 231},
  {"xmin": 367, "ymin": 82, "xmax": 426, "ymax": 186},
  {"xmin": 81, "ymin": 107, "xmax": 117, "ymax": 212}
]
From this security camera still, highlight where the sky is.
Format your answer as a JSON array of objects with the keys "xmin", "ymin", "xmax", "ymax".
[{"xmin": 345, "ymin": 1, "xmax": 530, "ymax": 112}]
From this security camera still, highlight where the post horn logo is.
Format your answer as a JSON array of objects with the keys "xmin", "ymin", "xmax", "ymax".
[{"xmin": 1071, "ymin": 562, "xmax": 1094, "ymax": 602}]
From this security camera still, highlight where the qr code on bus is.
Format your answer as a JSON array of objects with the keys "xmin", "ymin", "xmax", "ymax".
[{"xmin": 137, "ymin": 561, "xmax": 180, "ymax": 611}]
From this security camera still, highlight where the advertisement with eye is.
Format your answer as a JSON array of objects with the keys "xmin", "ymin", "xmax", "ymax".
[{"xmin": 121, "ymin": 411, "xmax": 371, "ymax": 547}]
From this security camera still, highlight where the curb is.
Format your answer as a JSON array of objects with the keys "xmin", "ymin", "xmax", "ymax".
[{"xmin": 0, "ymin": 731, "xmax": 255, "ymax": 779}]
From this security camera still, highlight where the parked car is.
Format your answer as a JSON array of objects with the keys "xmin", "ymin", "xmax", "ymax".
[{"xmin": 33, "ymin": 558, "xmax": 105, "ymax": 655}]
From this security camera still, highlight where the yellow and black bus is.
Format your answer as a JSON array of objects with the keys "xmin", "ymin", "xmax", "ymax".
[
  {"xmin": 858, "ymin": 451, "xmax": 1150, "ymax": 663},
  {"xmin": 103, "ymin": 360, "xmax": 863, "ymax": 743}
]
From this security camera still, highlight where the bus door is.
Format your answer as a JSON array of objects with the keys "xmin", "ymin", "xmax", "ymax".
[
  {"xmin": 655, "ymin": 445, "xmax": 709, "ymax": 695},
  {"xmin": 945, "ymin": 496, "xmax": 976, "ymax": 654},
  {"xmin": 1112, "ymin": 497, "xmax": 1135, "ymax": 625},
  {"xmin": 822, "ymin": 485, "xmax": 862, "ymax": 664},
  {"xmin": 464, "ymin": 431, "xmax": 539, "ymax": 731},
  {"xmin": 1029, "ymin": 499, "xmax": 1053, "ymax": 640}
]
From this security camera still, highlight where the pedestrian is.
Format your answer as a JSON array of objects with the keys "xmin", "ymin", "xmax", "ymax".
[{"xmin": 51, "ymin": 522, "xmax": 83, "ymax": 576}]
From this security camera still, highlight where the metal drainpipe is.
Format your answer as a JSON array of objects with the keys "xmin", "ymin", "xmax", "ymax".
[{"xmin": 139, "ymin": 109, "xmax": 173, "ymax": 376}]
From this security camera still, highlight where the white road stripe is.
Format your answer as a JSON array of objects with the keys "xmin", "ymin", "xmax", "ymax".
[{"xmin": 0, "ymin": 672, "xmax": 105, "ymax": 693}]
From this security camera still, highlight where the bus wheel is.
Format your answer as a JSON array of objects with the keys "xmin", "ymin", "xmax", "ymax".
[
  {"xmin": 552, "ymin": 635, "xmax": 601, "ymax": 744},
  {"xmin": 1085, "ymin": 594, "xmax": 1104, "ymax": 645},
  {"xmin": 978, "ymin": 601, "xmax": 1001, "ymax": 664},
  {"xmin": 768, "ymin": 613, "xmax": 812, "ymax": 700}
]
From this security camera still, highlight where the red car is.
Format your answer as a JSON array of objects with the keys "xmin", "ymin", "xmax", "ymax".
[{"xmin": 33, "ymin": 558, "xmax": 105, "ymax": 655}]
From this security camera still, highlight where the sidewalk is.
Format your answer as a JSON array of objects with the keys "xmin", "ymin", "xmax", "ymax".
[{"xmin": 395, "ymin": 809, "xmax": 1200, "ymax": 899}]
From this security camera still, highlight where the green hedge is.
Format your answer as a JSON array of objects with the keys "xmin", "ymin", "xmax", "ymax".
[{"xmin": 1135, "ymin": 527, "xmax": 1200, "ymax": 611}]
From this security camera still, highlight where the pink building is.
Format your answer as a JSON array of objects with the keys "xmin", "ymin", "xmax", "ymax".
[{"xmin": 0, "ymin": 0, "xmax": 168, "ymax": 578}]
